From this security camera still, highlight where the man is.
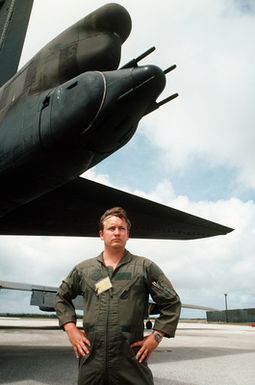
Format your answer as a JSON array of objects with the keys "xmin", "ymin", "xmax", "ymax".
[{"xmin": 55, "ymin": 207, "xmax": 181, "ymax": 385}]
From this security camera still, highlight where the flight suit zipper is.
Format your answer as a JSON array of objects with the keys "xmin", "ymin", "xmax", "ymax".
[{"xmin": 104, "ymin": 267, "xmax": 114, "ymax": 383}]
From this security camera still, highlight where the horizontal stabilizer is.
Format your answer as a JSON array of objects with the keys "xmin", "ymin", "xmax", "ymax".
[{"xmin": 0, "ymin": 177, "xmax": 233, "ymax": 239}]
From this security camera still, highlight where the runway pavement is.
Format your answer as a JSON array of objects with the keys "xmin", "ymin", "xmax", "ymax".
[{"xmin": 0, "ymin": 318, "xmax": 255, "ymax": 385}]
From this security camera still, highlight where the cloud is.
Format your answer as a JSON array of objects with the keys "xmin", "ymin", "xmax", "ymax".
[
  {"xmin": 138, "ymin": 0, "xmax": 255, "ymax": 191},
  {"xmin": 82, "ymin": 169, "xmax": 112, "ymax": 186}
]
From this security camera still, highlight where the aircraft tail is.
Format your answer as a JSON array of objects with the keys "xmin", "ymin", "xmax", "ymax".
[{"xmin": 0, "ymin": 0, "xmax": 34, "ymax": 87}]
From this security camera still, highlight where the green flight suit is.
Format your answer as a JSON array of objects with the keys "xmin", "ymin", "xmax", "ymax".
[{"xmin": 55, "ymin": 250, "xmax": 181, "ymax": 385}]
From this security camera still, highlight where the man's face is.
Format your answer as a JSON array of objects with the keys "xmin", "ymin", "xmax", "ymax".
[{"xmin": 99, "ymin": 215, "xmax": 129, "ymax": 249}]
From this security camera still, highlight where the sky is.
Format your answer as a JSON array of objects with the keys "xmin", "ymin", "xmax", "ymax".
[{"xmin": 0, "ymin": 0, "xmax": 255, "ymax": 318}]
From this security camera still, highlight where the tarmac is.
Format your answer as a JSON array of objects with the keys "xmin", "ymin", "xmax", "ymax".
[{"xmin": 0, "ymin": 318, "xmax": 255, "ymax": 385}]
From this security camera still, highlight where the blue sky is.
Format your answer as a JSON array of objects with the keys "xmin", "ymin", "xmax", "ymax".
[
  {"xmin": 94, "ymin": 129, "xmax": 238, "ymax": 201},
  {"xmin": 0, "ymin": 0, "xmax": 255, "ymax": 318}
]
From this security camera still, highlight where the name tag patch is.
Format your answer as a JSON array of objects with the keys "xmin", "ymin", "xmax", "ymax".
[
  {"xmin": 95, "ymin": 276, "xmax": 112, "ymax": 295},
  {"xmin": 113, "ymin": 272, "xmax": 132, "ymax": 280}
]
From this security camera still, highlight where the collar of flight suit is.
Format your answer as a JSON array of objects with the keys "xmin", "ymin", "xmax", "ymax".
[{"xmin": 96, "ymin": 249, "xmax": 133, "ymax": 269}]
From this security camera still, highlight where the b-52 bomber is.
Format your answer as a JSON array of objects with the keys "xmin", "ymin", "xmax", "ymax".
[{"xmin": 0, "ymin": 1, "xmax": 233, "ymax": 239}]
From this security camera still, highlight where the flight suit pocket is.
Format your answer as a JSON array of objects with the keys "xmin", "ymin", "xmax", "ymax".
[
  {"xmin": 81, "ymin": 277, "xmax": 97, "ymax": 296},
  {"xmin": 119, "ymin": 275, "xmax": 140, "ymax": 299},
  {"xmin": 81, "ymin": 278, "xmax": 99, "ymax": 324},
  {"xmin": 119, "ymin": 275, "xmax": 147, "ymax": 327},
  {"xmin": 78, "ymin": 332, "xmax": 95, "ymax": 368},
  {"xmin": 121, "ymin": 337, "xmax": 137, "ymax": 359},
  {"xmin": 121, "ymin": 337, "xmax": 150, "ymax": 373},
  {"xmin": 79, "ymin": 352, "xmax": 91, "ymax": 368}
]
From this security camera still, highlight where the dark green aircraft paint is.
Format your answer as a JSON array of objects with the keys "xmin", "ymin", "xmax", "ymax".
[
  {"xmin": 0, "ymin": 2, "xmax": 233, "ymax": 239},
  {"xmin": 0, "ymin": 0, "xmax": 34, "ymax": 87}
]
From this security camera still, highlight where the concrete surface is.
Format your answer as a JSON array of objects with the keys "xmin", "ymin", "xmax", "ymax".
[{"xmin": 0, "ymin": 318, "xmax": 255, "ymax": 385}]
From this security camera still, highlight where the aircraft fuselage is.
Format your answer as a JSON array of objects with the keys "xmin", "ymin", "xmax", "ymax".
[{"xmin": 0, "ymin": 4, "xmax": 166, "ymax": 218}]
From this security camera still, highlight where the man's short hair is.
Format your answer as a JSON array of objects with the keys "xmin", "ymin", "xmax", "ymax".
[{"xmin": 99, "ymin": 207, "xmax": 131, "ymax": 231}]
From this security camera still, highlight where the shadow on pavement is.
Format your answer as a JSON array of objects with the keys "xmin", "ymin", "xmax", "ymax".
[
  {"xmin": 150, "ymin": 345, "xmax": 253, "ymax": 364},
  {"xmin": 1, "ymin": 344, "xmax": 253, "ymax": 384},
  {"xmin": 0, "ymin": 346, "xmax": 77, "ymax": 385}
]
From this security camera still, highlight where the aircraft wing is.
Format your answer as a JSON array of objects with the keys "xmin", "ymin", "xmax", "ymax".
[
  {"xmin": 0, "ymin": 0, "xmax": 34, "ymax": 87},
  {"xmin": 148, "ymin": 301, "xmax": 218, "ymax": 315},
  {"xmin": 0, "ymin": 281, "xmax": 82, "ymax": 312},
  {"xmin": 0, "ymin": 281, "xmax": 219, "ymax": 313},
  {"xmin": 0, "ymin": 177, "xmax": 233, "ymax": 239}
]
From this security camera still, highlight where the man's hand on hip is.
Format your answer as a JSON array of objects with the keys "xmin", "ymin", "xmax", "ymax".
[
  {"xmin": 130, "ymin": 332, "xmax": 162, "ymax": 363},
  {"xmin": 64, "ymin": 322, "xmax": 91, "ymax": 359}
]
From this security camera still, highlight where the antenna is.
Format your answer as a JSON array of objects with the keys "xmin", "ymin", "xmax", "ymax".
[{"xmin": 120, "ymin": 47, "xmax": 156, "ymax": 69}]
